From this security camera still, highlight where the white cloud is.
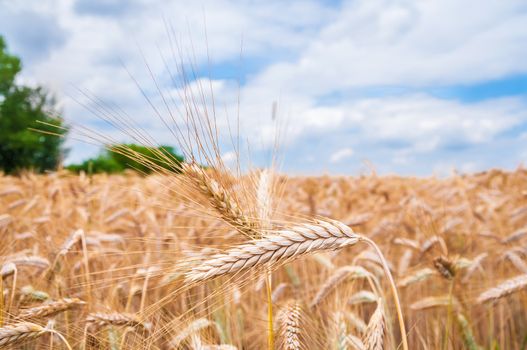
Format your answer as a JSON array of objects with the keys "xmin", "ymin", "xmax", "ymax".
[
  {"xmin": 330, "ymin": 148, "xmax": 354, "ymax": 163},
  {"xmin": 5, "ymin": 0, "xmax": 527, "ymax": 174},
  {"xmin": 221, "ymin": 151, "xmax": 236, "ymax": 163}
]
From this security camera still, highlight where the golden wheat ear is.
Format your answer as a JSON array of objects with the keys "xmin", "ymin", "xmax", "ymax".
[
  {"xmin": 477, "ymin": 274, "xmax": 527, "ymax": 303},
  {"xmin": 278, "ymin": 301, "xmax": 302, "ymax": 350},
  {"xmin": 362, "ymin": 299, "xmax": 385, "ymax": 350},
  {"xmin": 185, "ymin": 219, "xmax": 362, "ymax": 283}
]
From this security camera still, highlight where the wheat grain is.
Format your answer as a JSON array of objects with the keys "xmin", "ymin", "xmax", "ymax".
[{"xmin": 311, "ymin": 266, "xmax": 371, "ymax": 307}]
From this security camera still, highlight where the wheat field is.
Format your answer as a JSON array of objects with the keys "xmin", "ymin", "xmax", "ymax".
[{"xmin": 1, "ymin": 167, "xmax": 527, "ymax": 349}]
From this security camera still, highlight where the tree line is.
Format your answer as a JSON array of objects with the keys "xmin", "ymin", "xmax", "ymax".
[{"xmin": 0, "ymin": 35, "xmax": 183, "ymax": 175}]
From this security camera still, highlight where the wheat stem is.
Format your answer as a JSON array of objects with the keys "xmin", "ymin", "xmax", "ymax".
[{"xmin": 362, "ymin": 237, "xmax": 408, "ymax": 350}]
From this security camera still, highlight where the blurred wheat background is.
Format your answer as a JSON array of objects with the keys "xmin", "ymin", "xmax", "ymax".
[{"xmin": 2, "ymin": 168, "xmax": 527, "ymax": 348}]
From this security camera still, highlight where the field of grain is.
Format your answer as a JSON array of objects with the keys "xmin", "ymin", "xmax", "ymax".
[{"xmin": 1, "ymin": 168, "xmax": 527, "ymax": 349}]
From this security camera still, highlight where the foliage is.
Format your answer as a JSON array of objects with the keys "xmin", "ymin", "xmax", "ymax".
[
  {"xmin": 0, "ymin": 35, "xmax": 67, "ymax": 174},
  {"xmin": 66, "ymin": 144, "xmax": 184, "ymax": 174}
]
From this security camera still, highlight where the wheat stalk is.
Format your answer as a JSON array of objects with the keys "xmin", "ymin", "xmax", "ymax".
[{"xmin": 455, "ymin": 313, "xmax": 480, "ymax": 350}]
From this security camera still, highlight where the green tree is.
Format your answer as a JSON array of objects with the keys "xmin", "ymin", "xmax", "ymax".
[
  {"xmin": 0, "ymin": 35, "xmax": 67, "ymax": 174},
  {"xmin": 66, "ymin": 144, "xmax": 184, "ymax": 174}
]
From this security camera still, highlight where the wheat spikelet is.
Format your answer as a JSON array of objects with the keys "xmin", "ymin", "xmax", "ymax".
[
  {"xmin": 397, "ymin": 249, "xmax": 413, "ymax": 276},
  {"xmin": 19, "ymin": 298, "xmax": 86, "ymax": 319},
  {"xmin": 1, "ymin": 262, "xmax": 16, "ymax": 279},
  {"xmin": 170, "ymin": 318, "xmax": 212, "ymax": 347},
  {"xmin": 104, "ymin": 208, "xmax": 130, "ymax": 224},
  {"xmin": 0, "ymin": 322, "xmax": 46, "ymax": 347},
  {"xmin": 346, "ymin": 334, "xmax": 366, "ymax": 350},
  {"xmin": 185, "ymin": 219, "xmax": 362, "ymax": 283},
  {"xmin": 201, "ymin": 345, "xmax": 238, "ymax": 350},
  {"xmin": 477, "ymin": 274, "xmax": 527, "ymax": 303},
  {"xmin": 420, "ymin": 236, "xmax": 447, "ymax": 256},
  {"xmin": 257, "ymin": 168, "xmax": 272, "ymax": 228},
  {"xmin": 181, "ymin": 162, "xmax": 258, "ymax": 237},
  {"xmin": 86, "ymin": 312, "xmax": 148, "ymax": 330},
  {"xmin": 393, "ymin": 238, "xmax": 420, "ymax": 250},
  {"xmin": 362, "ymin": 299, "xmax": 385, "ymax": 350},
  {"xmin": 410, "ymin": 295, "xmax": 459, "ymax": 310},
  {"xmin": 348, "ymin": 291, "xmax": 378, "ymax": 306},
  {"xmin": 278, "ymin": 301, "xmax": 301, "ymax": 350},
  {"xmin": 502, "ymin": 227, "xmax": 527, "ymax": 244},
  {"xmin": 0, "ymin": 214, "xmax": 12, "ymax": 230},
  {"xmin": 271, "ymin": 282, "xmax": 290, "ymax": 303},
  {"xmin": 0, "ymin": 187, "xmax": 23, "ymax": 197},
  {"xmin": 462, "ymin": 253, "xmax": 487, "ymax": 283},
  {"xmin": 344, "ymin": 213, "xmax": 373, "ymax": 227},
  {"xmin": 332, "ymin": 311, "xmax": 347, "ymax": 350},
  {"xmin": 8, "ymin": 199, "xmax": 25, "ymax": 210},
  {"xmin": 57, "ymin": 229, "xmax": 83, "ymax": 257},
  {"xmin": 345, "ymin": 312, "xmax": 367, "ymax": 334},
  {"xmin": 433, "ymin": 256, "xmax": 456, "ymax": 280},
  {"xmin": 398, "ymin": 268, "xmax": 437, "ymax": 288},
  {"xmin": 6, "ymin": 256, "xmax": 50, "ymax": 269},
  {"xmin": 20, "ymin": 286, "xmax": 49, "ymax": 303},
  {"xmin": 311, "ymin": 266, "xmax": 371, "ymax": 307},
  {"xmin": 503, "ymin": 251, "xmax": 527, "ymax": 273}
]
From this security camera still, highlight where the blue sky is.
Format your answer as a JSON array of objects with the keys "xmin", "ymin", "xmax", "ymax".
[{"xmin": 2, "ymin": 0, "xmax": 527, "ymax": 176}]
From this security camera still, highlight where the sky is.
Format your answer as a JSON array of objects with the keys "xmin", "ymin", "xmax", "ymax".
[{"xmin": 1, "ymin": 0, "xmax": 527, "ymax": 176}]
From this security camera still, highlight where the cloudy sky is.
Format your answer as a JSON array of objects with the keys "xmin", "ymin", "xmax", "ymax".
[{"xmin": 2, "ymin": 0, "xmax": 527, "ymax": 175}]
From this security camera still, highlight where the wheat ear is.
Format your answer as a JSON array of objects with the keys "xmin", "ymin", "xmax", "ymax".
[
  {"xmin": 0, "ymin": 322, "xmax": 72, "ymax": 349},
  {"xmin": 311, "ymin": 266, "xmax": 373, "ymax": 308},
  {"xmin": 170, "ymin": 318, "xmax": 212, "ymax": 347},
  {"xmin": 0, "ymin": 322, "xmax": 46, "ymax": 347},
  {"xmin": 185, "ymin": 219, "xmax": 361, "ymax": 282},
  {"xmin": 477, "ymin": 274, "xmax": 527, "ymax": 303},
  {"xmin": 362, "ymin": 299, "xmax": 385, "ymax": 350},
  {"xmin": 19, "ymin": 298, "xmax": 86, "ymax": 319},
  {"xmin": 278, "ymin": 301, "xmax": 301, "ymax": 350},
  {"xmin": 86, "ymin": 312, "xmax": 149, "ymax": 330},
  {"xmin": 182, "ymin": 162, "xmax": 258, "ymax": 237},
  {"xmin": 187, "ymin": 219, "xmax": 408, "ymax": 350}
]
